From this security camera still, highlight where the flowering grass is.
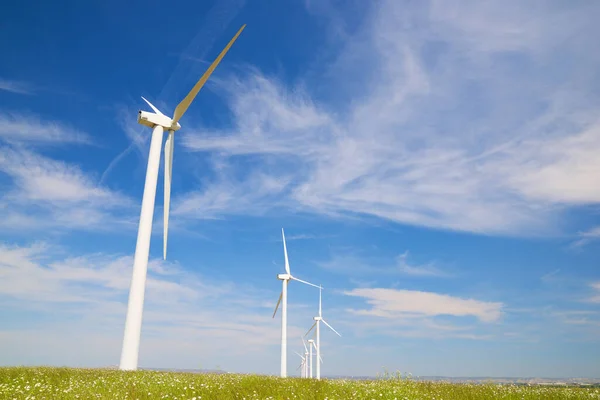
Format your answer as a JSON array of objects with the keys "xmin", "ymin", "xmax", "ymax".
[{"xmin": 1, "ymin": 367, "xmax": 599, "ymax": 400}]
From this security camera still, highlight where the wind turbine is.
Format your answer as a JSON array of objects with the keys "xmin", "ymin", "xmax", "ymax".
[
  {"xmin": 294, "ymin": 351, "xmax": 306, "ymax": 378},
  {"xmin": 305, "ymin": 285, "xmax": 341, "ymax": 380},
  {"xmin": 272, "ymin": 228, "xmax": 319, "ymax": 378},
  {"xmin": 119, "ymin": 25, "xmax": 246, "ymax": 371},
  {"xmin": 302, "ymin": 337, "xmax": 309, "ymax": 378}
]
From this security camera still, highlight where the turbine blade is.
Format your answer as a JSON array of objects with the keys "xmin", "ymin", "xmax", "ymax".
[
  {"xmin": 294, "ymin": 351, "xmax": 304, "ymax": 360},
  {"xmin": 171, "ymin": 25, "xmax": 246, "ymax": 125},
  {"xmin": 322, "ymin": 319, "xmax": 342, "ymax": 337},
  {"xmin": 163, "ymin": 130, "xmax": 174, "ymax": 260},
  {"xmin": 304, "ymin": 321, "xmax": 317, "ymax": 337},
  {"xmin": 319, "ymin": 354, "xmax": 323, "ymax": 364},
  {"xmin": 319, "ymin": 285, "xmax": 322, "ymax": 317},
  {"xmin": 141, "ymin": 96, "xmax": 166, "ymax": 116},
  {"xmin": 272, "ymin": 291, "xmax": 283, "ymax": 318},
  {"xmin": 282, "ymin": 228, "xmax": 290, "ymax": 275},
  {"xmin": 301, "ymin": 336, "xmax": 308, "ymax": 352},
  {"xmin": 291, "ymin": 276, "xmax": 320, "ymax": 289}
]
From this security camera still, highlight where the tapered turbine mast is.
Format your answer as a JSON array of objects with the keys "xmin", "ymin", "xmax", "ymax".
[
  {"xmin": 272, "ymin": 228, "xmax": 319, "ymax": 377},
  {"xmin": 119, "ymin": 25, "xmax": 246, "ymax": 371},
  {"xmin": 305, "ymin": 285, "xmax": 341, "ymax": 380}
]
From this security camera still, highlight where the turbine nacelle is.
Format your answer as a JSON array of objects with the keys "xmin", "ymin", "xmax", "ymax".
[
  {"xmin": 137, "ymin": 110, "xmax": 182, "ymax": 131},
  {"xmin": 277, "ymin": 273, "xmax": 291, "ymax": 280},
  {"xmin": 313, "ymin": 316, "xmax": 322, "ymax": 321}
]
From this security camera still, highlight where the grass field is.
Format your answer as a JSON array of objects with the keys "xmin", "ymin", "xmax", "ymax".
[{"xmin": 1, "ymin": 367, "xmax": 599, "ymax": 400}]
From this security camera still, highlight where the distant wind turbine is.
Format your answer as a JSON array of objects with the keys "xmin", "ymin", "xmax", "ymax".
[
  {"xmin": 272, "ymin": 228, "xmax": 319, "ymax": 378},
  {"xmin": 119, "ymin": 25, "xmax": 246, "ymax": 371},
  {"xmin": 305, "ymin": 285, "xmax": 341, "ymax": 380},
  {"xmin": 294, "ymin": 351, "xmax": 306, "ymax": 378},
  {"xmin": 302, "ymin": 336, "xmax": 310, "ymax": 378}
]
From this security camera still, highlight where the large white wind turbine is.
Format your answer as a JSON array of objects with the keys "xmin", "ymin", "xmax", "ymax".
[
  {"xmin": 272, "ymin": 228, "xmax": 319, "ymax": 378},
  {"xmin": 119, "ymin": 25, "xmax": 246, "ymax": 371},
  {"xmin": 305, "ymin": 285, "xmax": 341, "ymax": 380}
]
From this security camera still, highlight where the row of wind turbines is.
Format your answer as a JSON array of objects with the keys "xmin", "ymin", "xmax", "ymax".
[
  {"xmin": 118, "ymin": 24, "xmax": 341, "ymax": 378},
  {"xmin": 273, "ymin": 229, "xmax": 341, "ymax": 379}
]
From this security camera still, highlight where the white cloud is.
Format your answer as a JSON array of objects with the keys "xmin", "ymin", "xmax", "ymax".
[
  {"xmin": 174, "ymin": 0, "xmax": 600, "ymax": 237},
  {"xmin": 588, "ymin": 282, "xmax": 600, "ymax": 304},
  {"xmin": 0, "ymin": 241, "xmax": 292, "ymax": 372},
  {"xmin": 344, "ymin": 287, "xmax": 503, "ymax": 323},
  {"xmin": 0, "ymin": 112, "xmax": 93, "ymax": 146},
  {"xmin": 571, "ymin": 226, "xmax": 600, "ymax": 248},
  {"xmin": 0, "ymin": 78, "xmax": 33, "ymax": 95},
  {"xmin": 395, "ymin": 251, "xmax": 448, "ymax": 277},
  {"xmin": 0, "ymin": 146, "xmax": 134, "ymax": 232},
  {"xmin": 319, "ymin": 250, "xmax": 449, "ymax": 278}
]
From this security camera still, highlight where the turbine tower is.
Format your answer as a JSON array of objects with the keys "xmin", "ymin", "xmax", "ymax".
[
  {"xmin": 305, "ymin": 285, "xmax": 341, "ymax": 380},
  {"xmin": 119, "ymin": 25, "xmax": 246, "ymax": 371},
  {"xmin": 272, "ymin": 228, "xmax": 319, "ymax": 377},
  {"xmin": 308, "ymin": 339, "xmax": 315, "ymax": 378}
]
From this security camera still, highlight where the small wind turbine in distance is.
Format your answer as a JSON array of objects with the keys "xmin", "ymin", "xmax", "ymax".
[
  {"xmin": 302, "ymin": 336, "xmax": 309, "ymax": 378},
  {"xmin": 305, "ymin": 285, "xmax": 341, "ymax": 380},
  {"xmin": 118, "ymin": 25, "xmax": 246, "ymax": 371},
  {"xmin": 294, "ymin": 351, "xmax": 306, "ymax": 378},
  {"xmin": 272, "ymin": 228, "xmax": 320, "ymax": 378}
]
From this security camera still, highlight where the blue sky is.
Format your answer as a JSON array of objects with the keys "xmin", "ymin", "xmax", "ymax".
[{"xmin": 1, "ymin": 0, "xmax": 600, "ymax": 378}]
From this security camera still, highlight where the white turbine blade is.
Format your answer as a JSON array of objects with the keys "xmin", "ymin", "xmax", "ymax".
[
  {"xmin": 301, "ymin": 336, "xmax": 308, "ymax": 352},
  {"xmin": 304, "ymin": 321, "xmax": 317, "ymax": 337},
  {"xmin": 294, "ymin": 351, "xmax": 305, "ymax": 360},
  {"xmin": 319, "ymin": 285, "xmax": 323, "ymax": 317},
  {"xmin": 163, "ymin": 130, "xmax": 174, "ymax": 260},
  {"xmin": 171, "ymin": 25, "xmax": 246, "ymax": 125},
  {"xmin": 291, "ymin": 276, "xmax": 320, "ymax": 289},
  {"xmin": 282, "ymin": 228, "xmax": 290, "ymax": 275},
  {"xmin": 141, "ymin": 96, "xmax": 166, "ymax": 116},
  {"xmin": 318, "ymin": 353, "xmax": 323, "ymax": 364},
  {"xmin": 272, "ymin": 291, "xmax": 283, "ymax": 318},
  {"xmin": 322, "ymin": 319, "xmax": 342, "ymax": 337}
]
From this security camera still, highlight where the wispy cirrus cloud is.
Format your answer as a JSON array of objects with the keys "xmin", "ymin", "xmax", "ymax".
[
  {"xmin": 0, "ymin": 144, "xmax": 133, "ymax": 232},
  {"xmin": 0, "ymin": 112, "xmax": 93, "ymax": 146},
  {"xmin": 319, "ymin": 250, "xmax": 450, "ymax": 278},
  {"xmin": 0, "ymin": 111, "xmax": 117, "ymax": 230},
  {"xmin": 173, "ymin": 0, "xmax": 600, "ymax": 237},
  {"xmin": 0, "ymin": 78, "xmax": 34, "ymax": 95},
  {"xmin": 571, "ymin": 226, "xmax": 600, "ymax": 248},
  {"xmin": 587, "ymin": 282, "xmax": 600, "ymax": 304}
]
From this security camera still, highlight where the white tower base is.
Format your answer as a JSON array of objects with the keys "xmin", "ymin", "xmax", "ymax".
[{"xmin": 119, "ymin": 125, "xmax": 164, "ymax": 371}]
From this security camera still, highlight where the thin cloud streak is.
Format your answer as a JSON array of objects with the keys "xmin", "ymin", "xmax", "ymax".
[
  {"xmin": 0, "ymin": 78, "xmax": 33, "ymax": 95},
  {"xmin": 0, "ymin": 112, "xmax": 93, "ymax": 146}
]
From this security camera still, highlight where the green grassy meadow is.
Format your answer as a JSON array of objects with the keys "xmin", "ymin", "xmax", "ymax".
[{"xmin": 1, "ymin": 367, "xmax": 599, "ymax": 400}]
